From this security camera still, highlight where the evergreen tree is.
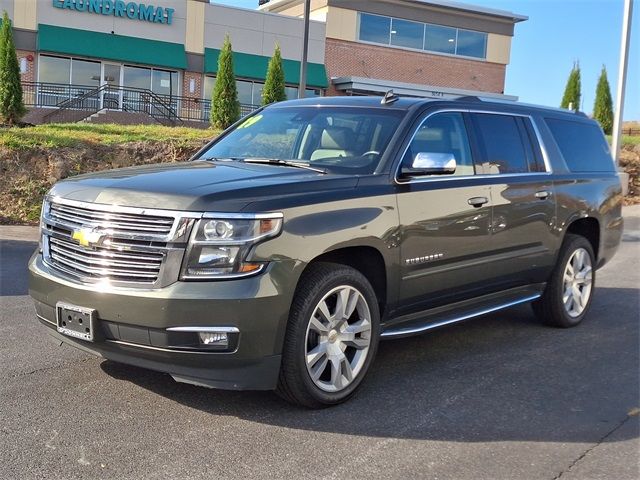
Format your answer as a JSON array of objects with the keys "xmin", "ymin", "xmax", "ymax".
[
  {"xmin": 262, "ymin": 44, "xmax": 287, "ymax": 105},
  {"xmin": 593, "ymin": 65, "xmax": 613, "ymax": 134},
  {"xmin": 560, "ymin": 62, "xmax": 581, "ymax": 112},
  {"xmin": 0, "ymin": 11, "xmax": 26, "ymax": 125},
  {"xmin": 210, "ymin": 35, "xmax": 240, "ymax": 129}
]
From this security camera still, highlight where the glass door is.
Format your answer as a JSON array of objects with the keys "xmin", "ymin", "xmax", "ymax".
[{"xmin": 101, "ymin": 63, "xmax": 122, "ymax": 110}]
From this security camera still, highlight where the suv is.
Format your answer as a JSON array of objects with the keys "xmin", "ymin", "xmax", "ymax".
[{"xmin": 29, "ymin": 96, "xmax": 623, "ymax": 408}]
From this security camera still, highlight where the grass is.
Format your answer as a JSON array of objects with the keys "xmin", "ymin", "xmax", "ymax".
[
  {"xmin": 607, "ymin": 134, "xmax": 640, "ymax": 147},
  {"xmin": 0, "ymin": 123, "xmax": 218, "ymax": 150}
]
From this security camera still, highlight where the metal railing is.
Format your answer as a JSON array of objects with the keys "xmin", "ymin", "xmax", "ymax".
[{"xmin": 22, "ymin": 82, "xmax": 259, "ymax": 125}]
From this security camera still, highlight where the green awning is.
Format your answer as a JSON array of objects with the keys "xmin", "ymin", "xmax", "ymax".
[
  {"xmin": 37, "ymin": 24, "xmax": 187, "ymax": 70},
  {"xmin": 204, "ymin": 48, "xmax": 328, "ymax": 89}
]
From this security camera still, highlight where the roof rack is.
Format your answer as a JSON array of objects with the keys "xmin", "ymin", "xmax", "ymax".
[
  {"xmin": 381, "ymin": 89, "xmax": 400, "ymax": 105},
  {"xmin": 455, "ymin": 95, "xmax": 482, "ymax": 102}
]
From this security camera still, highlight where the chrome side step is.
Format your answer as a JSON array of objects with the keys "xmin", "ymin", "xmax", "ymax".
[{"xmin": 381, "ymin": 293, "xmax": 541, "ymax": 339}]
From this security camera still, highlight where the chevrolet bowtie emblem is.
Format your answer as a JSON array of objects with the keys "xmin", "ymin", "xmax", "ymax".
[{"xmin": 71, "ymin": 227, "xmax": 105, "ymax": 247}]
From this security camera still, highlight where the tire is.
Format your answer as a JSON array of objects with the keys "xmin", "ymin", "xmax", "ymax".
[
  {"xmin": 276, "ymin": 262, "xmax": 381, "ymax": 408},
  {"xmin": 532, "ymin": 234, "xmax": 596, "ymax": 328}
]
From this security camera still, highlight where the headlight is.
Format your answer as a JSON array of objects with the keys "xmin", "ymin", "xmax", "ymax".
[{"xmin": 180, "ymin": 213, "xmax": 283, "ymax": 280}]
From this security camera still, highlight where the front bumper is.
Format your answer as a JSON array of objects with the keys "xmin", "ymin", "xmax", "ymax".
[{"xmin": 29, "ymin": 252, "xmax": 297, "ymax": 390}]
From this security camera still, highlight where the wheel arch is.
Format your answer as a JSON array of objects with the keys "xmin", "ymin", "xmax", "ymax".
[
  {"xmin": 300, "ymin": 245, "xmax": 389, "ymax": 318},
  {"xmin": 564, "ymin": 216, "xmax": 600, "ymax": 261}
]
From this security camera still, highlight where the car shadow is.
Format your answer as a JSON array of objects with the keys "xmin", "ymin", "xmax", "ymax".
[
  {"xmin": 100, "ymin": 287, "xmax": 640, "ymax": 443},
  {"xmin": 0, "ymin": 239, "xmax": 38, "ymax": 296}
]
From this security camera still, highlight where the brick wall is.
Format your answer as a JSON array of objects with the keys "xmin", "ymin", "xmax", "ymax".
[
  {"xmin": 182, "ymin": 71, "xmax": 203, "ymax": 99},
  {"xmin": 324, "ymin": 38, "xmax": 506, "ymax": 95},
  {"xmin": 16, "ymin": 50, "xmax": 35, "ymax": 83}
]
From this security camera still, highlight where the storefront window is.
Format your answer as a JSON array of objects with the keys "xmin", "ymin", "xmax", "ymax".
[
  {"xmin": 39, "ymin": 55, "xmax": 71, "ymax": 84},
  {"xmin": 152, "ymin": 69, "xmax": 179, "ymax": 96},
  {"xmin": 203, "ymin": 75, "xmax": 319, "ymax": 106},
  {"xmin": 237, "ymin": 80, "xmax": 254, "ymax": 105},
  {"xmin": 203, "ymin": 76, "xmax": 216, "ymax": 99},
  {"xmin": 70, "ymin": 59, "xmax": 100, "ymax": 87},
  {"xmin": 285, "ymin": 86, "xmax": 298, "ymax": 100},
  {"xmin": 123, "ymin": 65, "xmax": 152, "ymax": 89}
]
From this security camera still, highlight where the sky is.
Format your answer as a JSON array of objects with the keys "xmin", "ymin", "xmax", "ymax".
[{"xmin": 212, "ymin": 0, "xmax": 638, "ymax": 120}]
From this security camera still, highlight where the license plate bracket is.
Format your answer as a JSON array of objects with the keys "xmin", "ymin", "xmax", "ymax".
[{"xmin": 56, "ymin": 302, "xmax": 96, "ymax": 342}]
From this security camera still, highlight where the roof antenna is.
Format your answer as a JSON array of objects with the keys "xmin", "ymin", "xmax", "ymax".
[{"xmin": 381, "ymin": 89, "xmax": 399, "ymax": 105}]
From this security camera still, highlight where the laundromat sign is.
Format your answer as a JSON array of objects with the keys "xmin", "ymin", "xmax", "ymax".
[{"xmin": 52, "ymin": 0, "xmax": 175, "ymax": 25}]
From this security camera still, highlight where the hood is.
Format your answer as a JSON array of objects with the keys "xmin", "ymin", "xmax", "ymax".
[{"xmin": 48, "ymin": 160, "xmax": 358, "ymax": 212}]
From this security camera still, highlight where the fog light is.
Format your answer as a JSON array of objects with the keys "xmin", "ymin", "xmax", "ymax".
[{"xmin": 198, "ymin": 331, "xmax": 228, "ymax": 347}]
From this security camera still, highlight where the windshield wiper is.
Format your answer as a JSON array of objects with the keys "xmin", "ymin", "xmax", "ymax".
[{"xmin": 236, "ymin": 158, "xmax": 327, "ymax": 174}]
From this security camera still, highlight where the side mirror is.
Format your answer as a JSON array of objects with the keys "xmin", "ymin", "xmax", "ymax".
[{"xmin": 409, "ymin": 152, "xmax": 457, "ymax": 175}]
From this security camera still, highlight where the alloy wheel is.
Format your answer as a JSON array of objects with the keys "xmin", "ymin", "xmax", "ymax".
[
  {"xmin": 562, "ymin": 247, "xmax": 593, "ymax": 318},
  {"xmin": 304, "ymin": 285, "xmax": 372, "ymax": 392}
]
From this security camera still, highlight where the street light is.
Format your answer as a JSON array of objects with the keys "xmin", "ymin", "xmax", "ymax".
[
  {"xmin": 298, "ymin": 0, "xmax": 311, "ymax": 98},
  {"xmin": 611, "ymin": 0, "xmax": 634, "ymax": 166}
]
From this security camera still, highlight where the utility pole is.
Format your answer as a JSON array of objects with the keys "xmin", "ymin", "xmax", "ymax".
[
  {"xmin": 298, "ymin": 0, "xmax": 311, "ymax": 98},
  {"xmin": 611, "ymin": 0, "xmax": 633, "ymax": 166}
]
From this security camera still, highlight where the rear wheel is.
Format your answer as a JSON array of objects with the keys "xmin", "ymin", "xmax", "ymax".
[
  {"xmin": 276, "ymin": 263, "xmax": 380, "ymax": 408},
  {"xmin": 533, "ymin": 234, "xmax": 595, "ymax": 327}
]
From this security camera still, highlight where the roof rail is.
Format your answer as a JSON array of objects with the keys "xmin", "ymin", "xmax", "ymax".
[
  {"xmin": 381, "ymin": 89, "xmax": 399, "ymax": 105},
  {"xmin": 455, "ymin": 95, "xmax": 482, "ymax": 102}
]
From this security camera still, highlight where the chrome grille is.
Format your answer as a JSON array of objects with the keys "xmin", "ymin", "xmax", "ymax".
[
  {"xmin": 41, "ymin": 198, "xmax": 197, "ymax": 288},
  {"xmin": 48, "ymin": 237, "xmax": 163, "ymax": 283},
  {"xmin": 49, "ymin": 202, "xmax": 175, "ymax": 237}
]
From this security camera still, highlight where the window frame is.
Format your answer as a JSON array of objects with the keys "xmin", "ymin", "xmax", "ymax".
[
  {"xmin": 470, "ymin": 112, "xmax": 535, "ymax": 175},
  {"xmin": 394, "ymin": 109, "xmax": 552, "ymax": 185},
  {"xmin": 357, "ymin": 12, "xmax": 488, "ymax": 61}
]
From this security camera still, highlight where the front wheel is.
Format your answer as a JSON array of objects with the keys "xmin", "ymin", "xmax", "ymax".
[
  {"xmin": 276, "ymin": 262, "xmax": 380, "ymax": 408},
  {"xmin": 533, "ymin": 234, "xmax": 596, "ymax": 328}
]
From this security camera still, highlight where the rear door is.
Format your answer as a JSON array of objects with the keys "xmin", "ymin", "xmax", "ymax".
[
  {"xmin": 469, "ymin": 112, "xmax": 556, "ymax": 287},
  {"xmin": 395, "ymin": 111, "xmax": 495, "ymax": 316}
]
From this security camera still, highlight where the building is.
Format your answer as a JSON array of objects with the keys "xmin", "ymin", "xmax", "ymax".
[
  {"xmin": 260, "ymin": 0, "xmax": 527, "ymax": 99},
  {"xmin": 2, "ymin": 0, "xmax": 526, "ymax": 125}
]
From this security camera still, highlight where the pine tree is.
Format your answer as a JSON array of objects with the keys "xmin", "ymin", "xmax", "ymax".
[
  {"xmin": 262, "ymin": 44, "xmax": 287, "ymax": 105},
  {"xmin": 560, "ymin": 62, "xmax": 581, "ymax": 112},
  {"xmin": 0, "ymin": 11, "xmax": 26, "ymax": 125},
  {"xmin": 593, "ymin": 65, "xmax": 613, "ymax": 134},
  {"xmin": 210, "ymin": 35, "xmax": 240, "ymax": 129}
]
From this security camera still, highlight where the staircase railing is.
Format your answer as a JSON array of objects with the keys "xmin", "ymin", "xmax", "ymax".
[
  {"xmin": 41, "ymin": 84, "xmax": 108, "ymax": 124},
  {"xmin": 21, "ymin": 82, "xmax": 260, "ymax": 125}
]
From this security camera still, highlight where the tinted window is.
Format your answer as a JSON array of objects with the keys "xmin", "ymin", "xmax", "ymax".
[
  {"xmin": 456, "ymin": 30, "xmax": 487, "ymax": 58},
  {"xmin": 390, "ymin": 18, "xmax": 424, "ymax": 50},
  {"xmin": 359, "ymin": 13, "xmax": 391, "ymax": 44},
  {"xmin": 472, "ymin": 114, "xmax": 531, "ymax": 174},
  {"xmin": 403, "ymin": 112, "xmax": 475, "ymax": 176},
  {"xmin": 546, "ymin": 118, "xmax": 615, "ymax": 172}
]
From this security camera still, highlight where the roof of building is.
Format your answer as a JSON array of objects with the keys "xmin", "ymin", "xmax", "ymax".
[{"xmin": 259, "ymin": 0, "xmax": 528, "ymax": 23}]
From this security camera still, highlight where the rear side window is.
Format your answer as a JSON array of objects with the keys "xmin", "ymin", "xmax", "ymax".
[
  {"xmin": 471, "ymin": 113, "xmax": 532, "ymax": 174},
  {"xmin": 545, "ymin": 118, "xmax": 615, "ymax": 172}
]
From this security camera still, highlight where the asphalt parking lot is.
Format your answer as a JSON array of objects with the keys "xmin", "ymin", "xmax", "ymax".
[{"xmin": 1, "ymin": 207, "xmax": 638, "ymax": 480}]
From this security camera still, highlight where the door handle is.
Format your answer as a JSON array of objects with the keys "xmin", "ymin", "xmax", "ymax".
[
  {"xmin": 535, "ymin": 190, "xmax": 551, "ymax": 200},
  {"xmin": 467, "ymin": 196, "xmax": 489, "ymax": 208}
]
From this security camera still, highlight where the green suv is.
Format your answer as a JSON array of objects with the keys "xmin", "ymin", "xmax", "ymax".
[{"xmin": 29, "ymin": 96, "xmax": 623, "ymax": 407}]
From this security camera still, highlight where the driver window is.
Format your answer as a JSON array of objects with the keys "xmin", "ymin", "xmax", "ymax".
[{"xmin": 403, "ymin": 112, "xmax": 475, "ymax": 176}]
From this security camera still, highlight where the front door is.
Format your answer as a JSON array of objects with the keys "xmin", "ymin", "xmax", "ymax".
[
  {"xmin": 101, "ymin": 63, "xmax": 122, "ymax": 110},
  {"xmin": 395, "ymin": 111, "xmax": 495, "ymax": 318}
]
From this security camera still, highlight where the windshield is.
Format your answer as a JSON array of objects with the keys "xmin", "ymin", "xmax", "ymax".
[{"xmin": 198, "ymin": 106, "xmax": 405, "ymax": 174}]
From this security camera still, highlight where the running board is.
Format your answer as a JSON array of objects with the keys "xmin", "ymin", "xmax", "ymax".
[{"xmin": 381, "ymin": 289, "xmax": 542, "ymax": 339}]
